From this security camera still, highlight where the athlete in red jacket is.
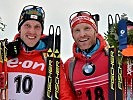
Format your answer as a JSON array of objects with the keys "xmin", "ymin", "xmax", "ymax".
[
  {"xmin": 64, "ymin": 11, "xmax": 109, "ymax": 100},
  {"xmin": 0, "ymin": 5, "xmax": 74, "ymax": 100}
]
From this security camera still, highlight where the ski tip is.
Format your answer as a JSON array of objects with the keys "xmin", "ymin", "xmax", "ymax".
[
  {"xmin": 115, "ymin": 14, "xmax": 120, "ymax": 23},
  {"xmin": 49, "ymin": 25, "xmax": 54, "ymax": 35},
  {"xmin": 108, "ymin": 14, "xmax": 113, "ymax": 25},
  {"xmin": 56, "ymin": 26, "xmax": 61, "ymax": 36}
]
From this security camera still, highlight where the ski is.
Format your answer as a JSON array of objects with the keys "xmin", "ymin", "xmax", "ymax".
[
  {"xmin": 108, "ymin": 14, "xmax": 123, "ymax": 100},
  {"xmin": 0, "ymin": 39, "xmax": 8, "ymax": 100},
  {"xmin": 108, "ymin": 14, "xmax": 117, "ymax": 100},
  {"xmin": 45, "ymin": 25, "xmax": 61, "ymax": 100},
  {"xmin": 108, "ymin": 40, "xmax": 123, "ymax": 100},
  {"xmin": 45, "ymin": 25, "xmax": 55, "ymax": 100},
  {"xmin": 53, "ymin": 26, "xmax": 61, "ymax": 100},
  {"xmin": 108, "ymin": 47, "xmax": 116, "ymax": 100},
  {"xmin": 126, "ymin": 57, "xmax": 133, "ymax": 100},
  {"xmin": 115, "ymin": 49, "xmax": 123, "ymax": 100},
  {"xmin": 115, "ymin": 14, "xmax": 123, "ymax": 100}
]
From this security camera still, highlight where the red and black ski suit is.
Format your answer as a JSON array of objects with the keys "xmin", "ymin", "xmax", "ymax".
[
  {"xmin": 64, "ymin": 33, "xmax": 109, "ymax": 100},
  {"xmin": 5, "ymin": 33, "xmax": 74, "ymax": 100}
]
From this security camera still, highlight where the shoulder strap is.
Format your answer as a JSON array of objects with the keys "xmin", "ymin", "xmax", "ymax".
[{"xmin": 68, "ymin": 57, "xmax": 77, "ymax": 94}]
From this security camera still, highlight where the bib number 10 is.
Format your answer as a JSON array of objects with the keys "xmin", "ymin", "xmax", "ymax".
[{"xmin": 14, "ymin": 75, "xmax": 33, "ymax": 94}]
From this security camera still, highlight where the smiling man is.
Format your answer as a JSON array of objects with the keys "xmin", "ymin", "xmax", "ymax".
[
  {"xmin": 3, "ymin": 5, "xmax": 74, "ymax": 100},
  {"xmin": 64, "ymin": 11, "xmax": 109, "ymax": 100}
]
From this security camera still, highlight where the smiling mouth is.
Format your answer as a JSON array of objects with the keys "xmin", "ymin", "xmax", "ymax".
[
  {"xmin": 79, "ymin": 38, "xmax": 89, "ymax": 42},
  {"xmin": 27, "ymin": 35, "xmax": 36, "ymax": 39}
]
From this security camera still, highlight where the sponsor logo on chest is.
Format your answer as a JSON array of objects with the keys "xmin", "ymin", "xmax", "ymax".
[{"xmin": 7, "ymin": 58, "xmax": 45, "ymax": 71}]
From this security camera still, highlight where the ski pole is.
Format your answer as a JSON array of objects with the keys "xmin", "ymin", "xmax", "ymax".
[{"xmin": 0, "ymin": 39, "xmax": 8, "ymax": 100}]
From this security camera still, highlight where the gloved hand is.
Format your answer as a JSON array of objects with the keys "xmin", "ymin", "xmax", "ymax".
[{"xmin": 7, "ymin": 39, "xmax": 21, "ymax": 58}]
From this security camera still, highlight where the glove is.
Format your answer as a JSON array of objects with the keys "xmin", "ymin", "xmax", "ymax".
[{"xmin": 7, "ymin": 39, "xmax": 20, "ymax": 58}]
